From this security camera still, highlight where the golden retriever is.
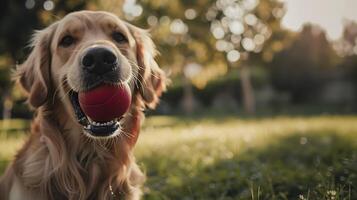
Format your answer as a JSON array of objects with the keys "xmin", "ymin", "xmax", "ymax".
[{"xmin": 0, "ymin": 10, "xmax": 165, "ymax": 200}]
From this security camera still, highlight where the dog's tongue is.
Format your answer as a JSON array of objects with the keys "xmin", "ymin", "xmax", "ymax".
[{"xmin": 78, "ymin": 84, "xmax": 131, "ymax": 122}]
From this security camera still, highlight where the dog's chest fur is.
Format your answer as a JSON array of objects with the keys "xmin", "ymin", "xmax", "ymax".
[{"xmin": 12, "ymin": 115, "xmax": 138, "ymax": 200}]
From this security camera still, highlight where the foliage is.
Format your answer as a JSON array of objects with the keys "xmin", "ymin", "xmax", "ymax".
[
  {"xmin": 0, "ymin": 0, "xmax": 92, "ymax": 63},
  {"xmin": 0, "ymin": 0, "xmax": 356, "ymax": 116},
  {"xmin": 126, "ymin": 0, "xmax": 228, "ymax": 87},
  {"xmin": 338, "ymin": 21, "xmax": 357, "ymax": 102},
  {"xmin": 0, "ymin": 0, "xmax": 96, "ymax": 116},
  {"xmin": 270, "ymin": 24, "xmax": 340, "ymax": 103},
  {"xmin": 125, "ymin": 0, "xmax": 288, "ymax": 88},
  {"xmin": 206, "ymin": 0, "xmax": 286, "ymax": 65},
  {"xmin": 344, "ymin": 55, "xmax": 357, "ymax": 95}
]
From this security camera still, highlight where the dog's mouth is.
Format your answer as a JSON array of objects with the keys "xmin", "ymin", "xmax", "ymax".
[{"xmin": 69, "ymin": 91, "xmax": 121, "ymax": 137}]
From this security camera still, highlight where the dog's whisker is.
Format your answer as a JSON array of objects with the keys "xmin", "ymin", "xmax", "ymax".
[
  {"xmin": 127, "ymin": 62, "xmax": 148, "ymax": 95},
  {"xmin": 52, "ymin": 77, "xmax": 67, "ymax": 104},
  {"xmin": 121, "ymin": 130, "xmax": 134, "ymax": 139},
  {"xmin": 51, "ymin": 76, "xmax": 74, "ymax": 104}
]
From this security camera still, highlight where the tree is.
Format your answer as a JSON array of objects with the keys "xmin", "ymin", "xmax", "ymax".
[
  {"xmin": 337, "ymin": 20, "xmax": 357, "ymax": 101},
  {"xmin": 0, "ymin": 0, "xmax": 93, "ymax": 119},
  {"xmin": 270, "ymin": 24, "xmax": 339, "ymax": 103},
  {"xmin": 335, "ymin": 20, "xmax": 357, "ymax": 57},
  {"xmin": 121, "ymin": 0, "xmax": 227, "ymax": 113},
  {"xmin": 206, "ymin": 0, "xmax": 286, "ymax": 114},
  {"xmin": 123, "ymin": 0, "xmax": 286, "ymax": 114}
]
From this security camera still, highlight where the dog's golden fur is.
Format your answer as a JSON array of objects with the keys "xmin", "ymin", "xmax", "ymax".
[{"xmin": 0, "ymin": 11, "xmax": 165, "ymax": 200}]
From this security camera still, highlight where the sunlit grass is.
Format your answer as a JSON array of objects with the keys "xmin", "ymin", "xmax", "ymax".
[
  {"xmin": 0, "ymin": 115, "xmax": 356, "ymax": 199},
  {"xmin": 137, "ymin": 115, "xmax": 357, "ymax": 199},
  {"xmin": 0, "ymin": 118, "xmax": 29, "ymax": 172},
  {"xmin": 0, "ymin": 137, "xmax": 26, "ymax": 173}
]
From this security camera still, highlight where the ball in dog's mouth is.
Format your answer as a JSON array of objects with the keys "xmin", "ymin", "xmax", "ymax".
[{"xmin": 69, "ymin": 84, "xmax": 131, "ymax": 137}]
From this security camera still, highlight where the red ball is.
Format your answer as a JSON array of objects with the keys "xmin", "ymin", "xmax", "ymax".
[{"xmin": 78, "ymin": 84, "xmax": 131, "ymax": 122}]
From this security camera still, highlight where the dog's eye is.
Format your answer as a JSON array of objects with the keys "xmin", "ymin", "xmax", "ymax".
[
  {"xmin": 59, "ymin": 35, "xmax": 75, "ymax": 47},
  {"xmin": 112, "ymin": 32, "xmax": 128, "ymax": 43}
]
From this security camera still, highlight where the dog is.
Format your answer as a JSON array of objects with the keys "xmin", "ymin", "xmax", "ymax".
[{"xmin": 0, "ymin": 10, "xmax": 165, "ymax": 200}]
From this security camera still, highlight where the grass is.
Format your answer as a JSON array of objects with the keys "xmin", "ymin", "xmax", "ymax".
[{"xmin": 1, "ymin": 115, "xmax": 357, "ymax": 199}]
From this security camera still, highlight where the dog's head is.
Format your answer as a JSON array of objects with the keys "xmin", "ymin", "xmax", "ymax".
[{"xmin": 16, "ymin": 11, "xmax": 165, "ymax": 139}]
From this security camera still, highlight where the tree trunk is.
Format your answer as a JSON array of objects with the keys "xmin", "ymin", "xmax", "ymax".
[
  {"xmin": 239, "ymin": 65, "xmax": 255, "ymax": 114},
  {"xmin": 181, "ymin": 76, "xmax": 195, "ymax": 114}
]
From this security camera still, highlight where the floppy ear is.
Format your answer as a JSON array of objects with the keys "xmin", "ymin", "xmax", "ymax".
[
  {"xmin": 129, "ymin": 25, "xmax": 166, "ymax": 109},
  {"xmin": 16, "ymin": 25, "xmax": 56, "ymax": 108}
]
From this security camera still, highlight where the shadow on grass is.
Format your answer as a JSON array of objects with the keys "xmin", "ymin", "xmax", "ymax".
[{"xmin": 142, "ymin": 132, "xmax": 357, "ymax": 200}]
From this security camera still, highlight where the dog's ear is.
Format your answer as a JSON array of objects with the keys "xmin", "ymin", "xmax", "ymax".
[
  {"xmin": 128, "ymin": 25, "xmax": 166, "ymax": 109},
  {"xmin": 16, "ymin": 24, "xmax": 57, "ymax": 108}
]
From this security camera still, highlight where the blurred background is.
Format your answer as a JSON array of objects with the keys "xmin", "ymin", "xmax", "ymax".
[{"xmin": 1, "ymin": 0, "xmax": 357, "ymax": 199}]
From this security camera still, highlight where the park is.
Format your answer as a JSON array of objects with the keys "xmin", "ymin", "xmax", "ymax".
[{"xmin": 0, "ymin": 0, "xmax": 356, "ymax": 199}]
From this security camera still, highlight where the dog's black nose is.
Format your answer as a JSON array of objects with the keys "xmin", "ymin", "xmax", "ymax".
[{"xmin": 82, "ymin": 47, "xmax": 118, "ymax": 75}]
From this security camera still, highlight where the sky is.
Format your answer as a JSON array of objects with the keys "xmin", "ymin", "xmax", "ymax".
[{"xmin": 281, "ymin": 0, "xmax": 357, "ymax": 40}]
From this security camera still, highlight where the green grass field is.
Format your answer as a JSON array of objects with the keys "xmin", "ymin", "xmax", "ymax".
[{"xmin": 1, "ymin": 115, "xmax": 356, "ymax": 199}]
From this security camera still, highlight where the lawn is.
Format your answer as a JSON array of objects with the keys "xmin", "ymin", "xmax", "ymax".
[{"xmin": 1, "ymin": 115, "xmax": 357, "ymax": 199}]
